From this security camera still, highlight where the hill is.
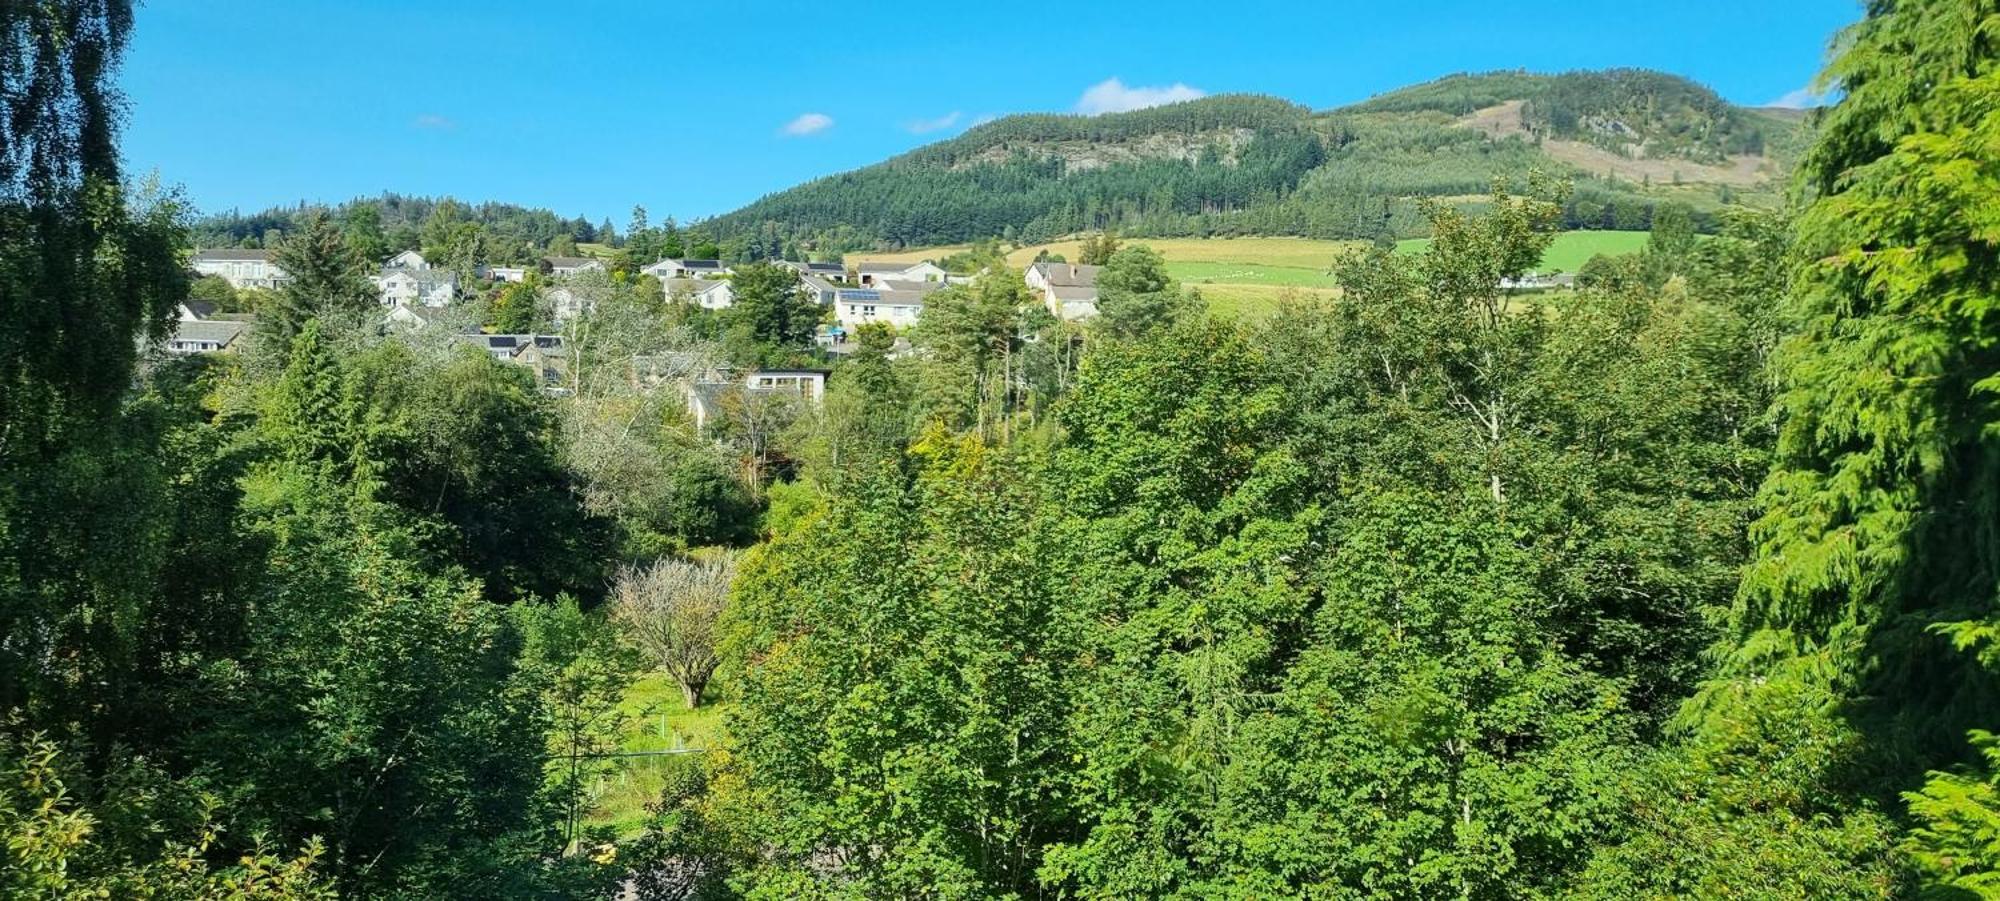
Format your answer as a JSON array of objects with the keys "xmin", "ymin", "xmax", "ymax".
[{"xmin": 703, "ymin": 68, "xmax": 1804, "ymax": 254}]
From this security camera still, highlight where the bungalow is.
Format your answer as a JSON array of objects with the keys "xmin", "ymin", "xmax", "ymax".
[
  {"xmin": 642, "ymin": 259, "xmax": 731, "ymax": 280},
  {"xmin": 192, "ymin": 248, "xmax": 288, "ymax": 291},
  {"xmin": 662, "ymin": 278, "xmax": 735, "ymax": 310},
  {"xmin": 545, "ymin": 256, "xmax": 605, "ymax": 277},
  {"xmin": 856, "ymin": 260, "xmax": 947, "ymax": 286},
  {"xmin": 834, "ymin": 285, "xmax": 927, "ymax": 329},
  {"xmin": 162, "ymin": 318, "xmax": 249, "ymax": 355},
  {"xmin": 1025, "ymin": 261, "xmax": 1101, "ymax": 320},
  {"xmin": 685, "ymin": 368, "xmax": 828, "ymax": 431}
]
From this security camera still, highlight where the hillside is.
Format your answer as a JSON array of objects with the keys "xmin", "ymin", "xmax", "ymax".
[{"xmin": 703, "ymin": 68, "xmax": 1804, "ymax": 253}]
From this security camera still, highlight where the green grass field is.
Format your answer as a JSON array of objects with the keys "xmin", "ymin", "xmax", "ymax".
[
  {"xmin": 1395, "ymin": 229, "xmax": 1651, "ymax": 273},
  {"xmin": 851, "ymin": 230, "xmax": 1651, "ymax": 320},
  {"xmin": 582, "ymin": 670, "xmax": 727, "ymax": 837}
]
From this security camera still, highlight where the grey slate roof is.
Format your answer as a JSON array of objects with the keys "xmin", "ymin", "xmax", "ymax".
[
  {"xmin": 874, "ymin": 277, "xmax": 946, "ymax": 295},
  {"xmin": 661, "ymin": 278, "xmax": 729, "ymax": 295},
  {"xmin": 857, "ymin": 262, "xmax": 915, "ymax": 274},
  {"xmin": 1032, "ymin": 262, "xmax": 1101, "ymax": 288},
  {"xmin": 170, "ymin": 319, "xmax": 249, "ymax": 346}
]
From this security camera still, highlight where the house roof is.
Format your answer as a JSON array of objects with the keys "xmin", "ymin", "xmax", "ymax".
[
  {"xmin": 1031, "ymin": 262, "xmax": 1101, "ymax": 287},
  {"xmin": 193, "ymin": 248, "xmax": 272, "ymax": 262},
  {"xmin": 799, "ymin": 274, "xmax": 838, "ymax": 293},
  {"xmin": 874, "ymin": 278, "xmax": 946, "ymax": 295},
  {"xmin": 545, "ymin": 256, "xmax": 596, "ymax": 269},
  {"xmin": 857, "ymin": 262, "xmax": 918, "ymax": 274},
  {"xmin": 379, "ymin": 268, "xmax": 456, "ymax": 285},
  {"xmin": 662, "ymin": 278, "xmax": 729, "ymax": 295},
  {"xmin": 388, "ymin": 304, "xmax": 446, "ymax": 325},
  {"xmin": 1050, "ymin": 284, "xmax": 1099, "ymax": 301},
  {"xmin": 170, "ymin": 318, "xmax": 249, "ymax": 346},
  {"xmin": 181, "ymin": 300, "xmax": 218, "ymax": 320},
  {"xmin": 839, "ymin": 288, "xmax": 927, "ymax": 307}
]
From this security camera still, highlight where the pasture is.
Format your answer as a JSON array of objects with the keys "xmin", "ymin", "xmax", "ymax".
[{"xmin": 847, "ymin": 230, "xmax": 1652, "ymax": 318}]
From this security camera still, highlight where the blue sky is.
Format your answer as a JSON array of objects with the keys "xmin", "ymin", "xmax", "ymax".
[{"xmin": 121, "ymin": 0, "xmax": 1861, "ymax": 226}]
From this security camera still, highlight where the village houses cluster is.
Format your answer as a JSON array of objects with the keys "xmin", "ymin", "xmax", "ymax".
[
  {"xmin": 181, "ymin": 244, "xmax": 1102, "ymax": 350},
  {"xmin": 170, "ymin": 243, "xmax": 1104, "ymax": 429}
]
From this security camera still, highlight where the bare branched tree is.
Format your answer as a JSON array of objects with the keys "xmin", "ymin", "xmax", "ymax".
[{"xmin": 611, "ymin": 553, "xmax": 737, "ymax": 708}]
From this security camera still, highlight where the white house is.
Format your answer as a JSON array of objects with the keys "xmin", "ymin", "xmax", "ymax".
[
  {"xmin": 856, "ymin": 260, "xmax": 947, "ymax": 286},
  {"xmin": 662, "ymin": 277, "xmax": 735, "ymax": 310},
  {"xmin": 385, "ymin": 249, "xmax": 430, "ymax": 270},
  {"xmin": 545, "ymin": 256, "xmax": 604, "ymax": 277},
  {"xmin": 192, "ymin": 249, "xmax": 288, "ymax": 291},
  {"xmin": 685, "ymin": 368, "xmax": 828, "ymax": 431},
  {"xmin": 483, "ymin": 265, "xmax": 529, "ymax": 283},
  {"xmin": 834, "ymin": 286, "xmax": 927, "ymax": 329},
  {"xmin": 373, "ymin": 267, "xmax": 457, "ymax": 307},
  {"xmin": 1026, "ymin": 261, "xmax": 1101, "ymax": 320},
  {"xmin": 642, "ymin": 259, "xmax": 731, "ymax": 280}
]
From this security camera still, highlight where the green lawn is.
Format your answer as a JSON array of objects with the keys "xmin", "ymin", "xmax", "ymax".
[
  {"xmin": 1395, "ymin": 229, "xmax": 1651, "ymax": 273},
  {"xmin": 857, "ymin": 231, "xmax": 1651, "ymax": 321},
  {"xmin": 1167, "ymin": 260, "xmax": 1340, "ymax": 289},
  {"xmin": 581, "ymin": 670, "xmax": 726, "ymax": 837}
]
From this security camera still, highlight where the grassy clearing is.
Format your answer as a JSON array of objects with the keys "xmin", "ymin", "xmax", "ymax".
[
  {"xmin": 1395, "ymin": 229, "xmax": 1651, "ymax": 272},
  {"xmin": 581, "ymin": 670, "xmax": 726, "ymax": 837},
  {"xmin": 1195, "ymin": 282, "xmax": 1338, "ymax": 319},
  {"xmin": 850, "ymin": 231, "xmax": 1648, "ymax": 321},
  {"xmin": 850, "ymin": 236, "xmax": 1362, "ymax": 272},
  {"xmin": 1168, "ymin": 260, "xmax": 1339, "ymax": 289}
]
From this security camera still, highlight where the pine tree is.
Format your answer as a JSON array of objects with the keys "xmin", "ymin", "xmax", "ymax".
[{"xmin": 268, "ymin": 211, "xmax": 376, "ymax": 344}]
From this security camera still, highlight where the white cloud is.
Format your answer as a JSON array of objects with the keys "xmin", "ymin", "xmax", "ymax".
[
  {"xmin": 412, "ymin": 113, "xmax": 456, "ymax": 130},
  {"xmin": 781, "ymin": 112, "xmax": 834, "ymax": 136},
  {"xmin": 1074, "ymin": 77, "xmax": 1206, "ymax": 115},
  {"xmin": 906, "ymin": 111, "xmax": 963, "ymax": 134},
  {"xmin": 1767, "ymin": 87, "xmax": 1832, "ymax": 109}
]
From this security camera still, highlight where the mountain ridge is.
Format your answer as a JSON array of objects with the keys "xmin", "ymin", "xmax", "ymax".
[{"xmin": 701, "ymin": 68, "xmax": 1803, "ymax": 255}]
